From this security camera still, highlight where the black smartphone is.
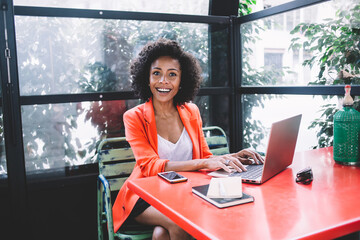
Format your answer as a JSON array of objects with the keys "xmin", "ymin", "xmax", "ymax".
[{"xmin": 158, "ymin": 171, "xmax": 188, "ymax": 183}]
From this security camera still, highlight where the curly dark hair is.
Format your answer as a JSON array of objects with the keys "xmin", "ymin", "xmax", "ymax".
[{"xmin": 130, "ymin": 38, "xmax": 202, "ymax": 106}]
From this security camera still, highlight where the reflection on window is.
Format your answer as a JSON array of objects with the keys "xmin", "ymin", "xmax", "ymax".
[
  {"xmin": 245, "ymin": 0, "xmax": 300, "ymax": 15},
  {"xmin": 241, "ymin": 0, "xmax": 360, "ymax": 86},
  {"xmin": 264, "ymin": 51, "xmax": 283, "ymax": 81},
  {"xmin": 15, "ymin": 17, "xmax": 211, "ymax": 95},
  {"xmin": 243, "ymin": 94, "xmax": 339, "ymax": 153},
  {"xmin": 20, "ymin": 96, "xmax": 228, "ymax": 172},
  {"xmin": 14, "ymin": 0, "xmax": 209, "ymax": 15},
  {"xmin": 263, "ymin": 0, "xmax": 293, "ymax": 10},
  {"xmin": 22, "ymin": 96, "xmax": 229, "ymax": 173},
  {"xmin": 22, "ymin": 100, "xmax": 139, "ymax": 172},
  {"xmin": 195, "ymin": 95, "xmax": 230, "ymax": 138},
  {"xmin": 0, "ymin": 113, "xmax": 6, "ymax": 176}
]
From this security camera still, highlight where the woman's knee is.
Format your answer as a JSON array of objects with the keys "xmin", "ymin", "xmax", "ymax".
[
  {"xmin": 167, "ymin": 224, "xmax": 192, "ymax": 240},
  {"xmin": 135, "ymin": 206, "xmax": 191, "ymax": 239},
  {"xmin": 152, "ymin": 226, "xmax": 170, "ymax": 240}
]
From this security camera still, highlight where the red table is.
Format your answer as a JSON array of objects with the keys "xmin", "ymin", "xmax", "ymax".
[{"xmin": 127, "ymin": 147, "xmax": 360, "ymax": 240}]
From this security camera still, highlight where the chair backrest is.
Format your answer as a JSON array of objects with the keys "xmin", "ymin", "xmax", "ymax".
[
  {"xmin": 97, "ymin": 137, "xmax": 138, "ymax": 240},
  {"xmin": 97, "ymin": 137, "xmax": 136, "ymax": 192},
  {"xmin": 203, "ymin": 126, "xmax": 230, "ymax": 155},
  {"xmin": 98, "ymin": 125, "xmax": 229, "ymax": 190}
]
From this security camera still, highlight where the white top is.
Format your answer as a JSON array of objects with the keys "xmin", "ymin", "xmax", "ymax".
[{"xmin": 158, "ymin": 128, "xmax": 193, "ymax": 161}]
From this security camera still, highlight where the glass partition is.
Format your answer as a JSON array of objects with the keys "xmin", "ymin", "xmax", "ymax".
[
  {"xmin": 21, "ymin": 95, "xmax": 229, "ymax": 172},
  {"xmin": 195, "ymin": 94, "xmax": 230, "ymax": 136},
  {"xmin": 241, "ymin": 0, "xmax": 360, "ymax": 86},
  {"xmin": 13, "ymin": 6, "xmax": 232, "ymax": 174},
  {"xmin": 250, "ymin": 0, "xmax": 298, "ymax": 14},
  {"xmin": 21, "ymin": 100, "xmax": 139, "ymax": 172},
  {"xmin": 15, "ymin": 16, "xmax": 229, "ymax": 96},
  {"xmin": 243, "ymin": 94, "xmax": 339, "ymax": 153},
  {"xmin": 0, "ymin": 111, "xmax": 6, "ymax": 177},
  {"xmin": 0, "ymin": 71, "xmax": 6, "ymax": 177},
  {"xmin": 15, "ymin": 17, "xmax": 218, "ymax": 95},
  {"xmin": 14, "ymin": 0, "xmax": 210, "ymax": 15}
]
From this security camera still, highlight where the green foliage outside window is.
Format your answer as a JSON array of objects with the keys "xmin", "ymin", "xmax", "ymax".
[
  {"xmin": 239, "ymin": 0, "xmax": 287, "ymax": 150},
  {"xmin": 289, "ymin": 1, "xmax": 360, "ymax": 148},
  {"xmin": 239, "ymin": 0, "xmax": 256, "ymax": 17},
  {"xmin": 14, "ymin": 17, "xmax": 210, "ymax": 172}
]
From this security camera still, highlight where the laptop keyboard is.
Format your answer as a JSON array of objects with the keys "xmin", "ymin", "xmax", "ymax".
[{"xmin": 230, "ymin": 164, "xmax": 264, "ymax": 179}]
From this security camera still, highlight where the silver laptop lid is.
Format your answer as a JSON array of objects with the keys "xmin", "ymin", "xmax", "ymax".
[{"xmin": 260, "ymin": 114, "xmax": 302, "ymax": 183}]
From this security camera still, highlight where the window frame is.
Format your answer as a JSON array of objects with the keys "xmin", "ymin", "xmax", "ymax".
[{"xmin": 1, "ymin": 0, "xmax": 360, "ymax": 236}]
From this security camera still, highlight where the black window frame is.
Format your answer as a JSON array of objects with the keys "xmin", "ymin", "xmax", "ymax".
[{"xmin": 0, "ymin": 1, "xmax": 235, "ymax": 236}]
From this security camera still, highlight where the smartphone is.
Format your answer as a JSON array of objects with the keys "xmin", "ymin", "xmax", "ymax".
[{"xmin": 158, "ymin": 171, "xmax": 188, "ymax": 183}]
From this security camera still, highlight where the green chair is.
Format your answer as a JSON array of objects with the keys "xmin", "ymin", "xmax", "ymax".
[
  {"xmin": 97, "ymin": 137, "xmax": 153, "ymax": 240},
  {"xmin": 97, "ymin": 126, "xmax": 228, "ymax": 239},
  {"xmin": 203, "ymin": 126, "xmax": 230, "ymax": 155}
]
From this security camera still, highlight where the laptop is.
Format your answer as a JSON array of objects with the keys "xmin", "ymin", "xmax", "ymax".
[{"xmin": 208, "ymin": 114, "xmax": 302, "ymax": 184}]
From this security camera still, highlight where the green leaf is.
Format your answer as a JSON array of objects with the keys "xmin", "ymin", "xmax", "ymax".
[
  {"xmin": 303, "ymin": 41, "xmax": 310, "ymax": 49},
  {"xmin": 305, "ymin": 29, "xmax": 314, "ymax": 38},
  {"xmin": 290, "ymin": 25, "xmax": 301, "ymax": 34},
  {"xmin": 318, "ymin": 66, "xmax": 326, "ymax": 78}
]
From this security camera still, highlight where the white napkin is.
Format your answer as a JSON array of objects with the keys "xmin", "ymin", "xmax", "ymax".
[{"xmin": 207, "ymin": 177, "xmax": 243, "ymax": 198}]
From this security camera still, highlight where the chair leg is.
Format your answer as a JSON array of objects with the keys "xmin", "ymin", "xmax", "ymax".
[{"xmin": 97, "ymin": 178, "xmax": 105, "ymax": 240}]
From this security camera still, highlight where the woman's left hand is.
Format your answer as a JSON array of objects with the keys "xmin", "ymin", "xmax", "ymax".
[
  {"xmin": 232, "ymin": 148, "xmax": 264, "ymax": 166},
  {"xmin": 207, "ymin": 149, "xmax": 264, "ymax": 173}
]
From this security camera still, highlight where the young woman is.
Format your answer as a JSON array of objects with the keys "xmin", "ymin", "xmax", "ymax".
[{"xmin": 112, "ymin": 38, "xmax": 264, "ymax": 240}]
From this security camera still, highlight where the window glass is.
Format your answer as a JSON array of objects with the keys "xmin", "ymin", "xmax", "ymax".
[
  {"xmin": 22, "ymin": 96, "xmax": 227, "ymax": 172},
  {"xmin": 0, "ymin": 72, "xmax": 6, "ymax": 177},
  {"xmin": 243, "ymin": 94, "xmax": 340, "ymax": 153},
  {"xmin": 209, "ymin": 25, "xmax": 230, "ymax": 87},
  {"xmin": 195, "ymin": 95, "xmax": 230, "ymax": 137},
  {"xmin": 249, "ymin": 0, "xmax": 333, "ymax": 14},
  {"xmin": 251, "ymin": 0, "xmax": 295, "ymax": 13},
  {"xmin": 15, "ymin": 17, "xmax": 227, "ymax": 95},
  {"xmin": 14, "ymin": 0, "xmax": 209, "ymax": 15},
  {"xmin": 0, "ymin": 112, "xmax": 6, "ymax": 177},
  {"xmin": 22, "ymin": 100, "xmax": 139, "ymax": 172},
  {"xmin": 241, "ymin": 0, "xmax": 360, "ymax": 86}
]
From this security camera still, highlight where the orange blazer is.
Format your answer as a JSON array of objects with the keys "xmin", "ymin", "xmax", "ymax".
[{"xmin": 112, "ymin": 98, "xmax": 212, "ymax": 232}]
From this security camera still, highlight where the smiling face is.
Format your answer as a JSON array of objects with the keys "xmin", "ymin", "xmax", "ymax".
[{"xmin": 149, "ymin": 56, "xmax": 181, "ymax": 105}]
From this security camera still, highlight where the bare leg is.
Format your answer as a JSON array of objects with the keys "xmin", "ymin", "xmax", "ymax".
[
  {"xmin": 152, "ymin": 226, "xmax": 170, "ymax": 240},
  {"xmin": 134, "ymin": 206, "xmax": 192, "ymax": 240}
]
